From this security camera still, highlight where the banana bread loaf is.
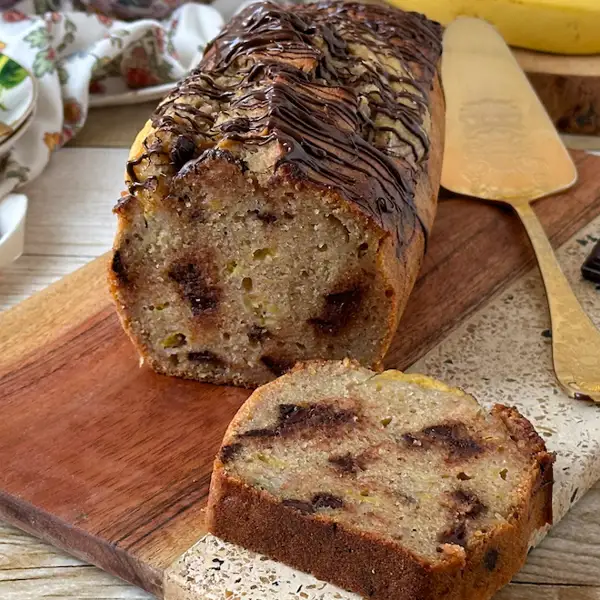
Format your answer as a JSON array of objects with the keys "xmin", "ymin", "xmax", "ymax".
[
  {"xmin": 207, "ymin": 360, "xmax": 554, "ymax": 600},
  {"xmin": 109, "ymin": 1, "xmax": 444, "ymax": 387}
]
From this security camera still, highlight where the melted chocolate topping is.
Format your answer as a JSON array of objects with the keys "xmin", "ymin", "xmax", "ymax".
[{"xmin": 129, "ymin": 1, "xmax": 442, "ymax": 251}]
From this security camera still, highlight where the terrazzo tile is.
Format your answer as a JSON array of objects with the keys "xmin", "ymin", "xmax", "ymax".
[
  {"xmin": 410, "ymin": 218, "xmax": 600, "ymax": 527},
  {"xmin": 165, "ymin": 216, "xmax": 600, "ymax": 600}
]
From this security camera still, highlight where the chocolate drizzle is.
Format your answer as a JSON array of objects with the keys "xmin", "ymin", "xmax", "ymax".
[{"xmin": 128, "ymin": 1, "xmax": 442, "ymax": 251}]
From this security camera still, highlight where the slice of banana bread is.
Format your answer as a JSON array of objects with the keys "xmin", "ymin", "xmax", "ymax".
[
  {"xmin": 108, "ymin": 1, "xmax": 444, "ymax": 387},
  {"xmin": 207, "ymin": 360, "xmax": 554, "ymax": 600}
]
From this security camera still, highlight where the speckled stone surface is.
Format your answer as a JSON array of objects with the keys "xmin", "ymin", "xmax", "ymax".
[
  {"xmin": 409, "ymin": 218, "xmax": 600, "ymax": 529},
  {"xmin": 164, "ymin": 215, "xmax": 600, "ymax": 600}
]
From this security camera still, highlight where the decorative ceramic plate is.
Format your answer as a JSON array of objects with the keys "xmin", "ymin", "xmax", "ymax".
[
  {"xmin": 88, "ymin": 81, "xmax": 176, "ymax": 108},
  {"xmin": 0, "ymin": 55, "xmax": 37, "ymax": 143}
]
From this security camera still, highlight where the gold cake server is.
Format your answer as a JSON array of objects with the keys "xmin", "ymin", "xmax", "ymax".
[{"xmin": 441, "ymin": 16, "xmax": 600, "ymax": 402}]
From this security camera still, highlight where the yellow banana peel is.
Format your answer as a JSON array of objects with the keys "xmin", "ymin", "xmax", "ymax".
[{"xmin": 386, "ymin": 0, "xmax": 600, "ymax": 55}]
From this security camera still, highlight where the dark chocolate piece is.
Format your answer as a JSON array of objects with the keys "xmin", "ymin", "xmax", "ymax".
[
  {"xmin": 437, "ymin": 520, "xmax": 467, "ymax": 547},
  {"xmin": 308, "ymin": 287, "xmax": 364, "ymax": 336},
  {"xmin": 328, "ymin": 452, "xmax": 366, "ymax": 475},
  {"xmin": 248, "ymin": 325, "xmax": 270, "ymax": 344},
  {"xmin": 170, "ymin": 135, "xmax": 196, "ymax": 170},
  {"xmin": 449, "ymin": 490, "xmax": 487, "ymax": 519},
  {"xmin": 168, "ymin": 262, "xmax": 220, "ymax": 316},
  {"xmin": 242, "ymin": 402, "xmax": 356, "ymax": 438},
  {"xmin": 582, "ymin": 240, "xmax": 600, "ymax": 283},
  {"xmin": 252, "ymin": 210, "xmax": 278, "ymax": 223},
  {"xmin": 111, "ymin": 250, "xmax": 128, "ymax": 284},
  {"xmin": 187, "ymin": 350, "xmax": 223, "ymax": 364},
  {"xmin": 312, "ymin": 492, "xmax": 344, "ymax": 510},
  {"xmin": 219, "ymin": 443, "xmax": 243, "ymax": 463},
  {"xmin": 484, "ymin": 549, "xmax": 499, "ymax": 571},
  {"xmin": 403, "ymin": 422, "xmax": 484, "ymax": 461},
  {"xmin": 260, "ymin": 355, "xmax": 294, "ymax": 376},
  {"xmin": 283, "ymin": 499, "xmax": 315, "ymax": 513}
]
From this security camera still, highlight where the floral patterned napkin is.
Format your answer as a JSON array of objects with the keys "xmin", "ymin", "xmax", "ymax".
[{"xmin": 0, "ymin": 0, "xmax": 228, "ymax": 199}]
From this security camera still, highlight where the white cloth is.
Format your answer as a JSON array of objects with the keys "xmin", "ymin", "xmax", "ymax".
[{"xmin": 0, "ymin": 0, "xmax": 249, "ymax": 198}]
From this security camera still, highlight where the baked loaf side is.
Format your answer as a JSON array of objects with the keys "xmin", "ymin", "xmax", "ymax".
[
  {"xmin": 207, "ymin": 360, "xmax": 554, "ymax": 600},
  {"xmin": 109, "ymin": 1, "xmax": 444, "ymax": 387}
]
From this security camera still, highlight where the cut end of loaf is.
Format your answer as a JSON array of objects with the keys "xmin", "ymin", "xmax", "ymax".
[
  {"xmin": 207, "ymin": 360, "xmax": 554, "ymax": 600},
  {"xmin": 110, "ymin": 157, "xmax": 399, "ymax": 387}
]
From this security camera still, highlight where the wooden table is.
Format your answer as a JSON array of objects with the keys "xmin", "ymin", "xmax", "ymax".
[{"xmin": 0, "ymin": 105, "xmax": 599, "ymax": 600}]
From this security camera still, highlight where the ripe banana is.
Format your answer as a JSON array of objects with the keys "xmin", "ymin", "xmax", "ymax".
[{"xmin": 386, "ymin": 0, "xmax": 600, "ymax": 55}]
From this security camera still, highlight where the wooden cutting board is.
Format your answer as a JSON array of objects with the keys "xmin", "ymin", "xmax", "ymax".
[
  {"xmin": 1, "ymin": 150, "xmax": 599, "ymax": 598},
  {"xmin": 514, "ymin": 49, "xmax": 600, "ymax": 137}
]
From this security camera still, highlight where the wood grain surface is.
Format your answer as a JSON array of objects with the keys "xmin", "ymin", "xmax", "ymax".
[
  {"xmin": 0, "ymin": 151, "xmax": 599, "ymax": 598},
  {"xmin": 0, "ymin": 264, "xmax": 249, "ymax": 595},
  {"xmin": 69, "ymin": 102, "xmax": 159, "ymax": 149},
  {"xmin": 513, "ymin": 49, "xmax": 600, "ymax": 137}
]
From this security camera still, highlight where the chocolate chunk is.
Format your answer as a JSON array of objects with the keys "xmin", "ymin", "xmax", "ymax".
[
  {"xmin": 248, "ymin": 325, "xmax": 270, "ymax": 344},
  {"xmin": 449, "ymin": 490, "xmax": 487, "ymax": 519},
  {"xmin": 242, "ymin": 402, "xmax": 356, "ymax": 438},
  {"xmin": 402, "ymin": 433, "xmax": 422, "ymax": 447},
  {"xmin": 260, "ymin": 355, "xmax": 294, "ymax": 376},
  {"xmin": 438, "ymin": 520, "xmax": 467, "ymax": 547},
  {"xmin": 328, "ymin": 452, "xmax": 366, "ymax": 475},
  {"xmin": 403, "ymin": 422, "xmax": 483, "ymax": 461},
  {"xmin": 219, "ymin": 443, "xmax": 242, "ymax": 463},
  {"xmin": 437, "ymin": 490, "xmax": 486, "ymax": 549},
  {"xmin": 484, "ymin": 549, "xmax": 499, "ymax": 571},
  {"xmin": 113, "ymin": 194, "xmax": 136, "ymax": 214},
  {"xmin": 251, "ymin": 210, "xmax": 278, "ymax": 224},
  {"xmin": 168, "ymin": 262, "xmax": 220, "ymax": 316},
  {"xmin": 423, "ymin": 424, "xmax": 483, "ymax": 458},
  {"xmin": 396, "ymin": 491, "xmax": 417, "ymax": 505},
  {"xmin": 187, "ymin": 350, "xmax": 223, "ymax": 365},
  {"xmin": 111, "ymin": 250, "xmax": 128, "ymax": 283},
  {"xmin": 283, "ymin": 499, "xmax": 315, "ymax": 514},
  {"xmin": 277, "ymin": 403, "xmax": 356, "ymax": 430},
  {"xmin": 126, "ymin": 139, "xmax": 163, "ymax": 186},
  {"xmin": 308, "ymin": 287, "xmax": 364, "ymax": 336},
  {"xmin": 582, "ymin": 240, "xmax": 600, "ymax": 283},
  {"xmin": 170, "ymin": 135, "xmax": 196, "ymax": 170},
  {"xmin": 312, "ymin": 493, "xmax": 344, "ymax": 510},
  {"xmin": 278, "ymin": 403, "xmax": 308, "ymax": 425},
  {"xmin": 242, "ymin": 427, "xmax": 278, "ymax": 437}
]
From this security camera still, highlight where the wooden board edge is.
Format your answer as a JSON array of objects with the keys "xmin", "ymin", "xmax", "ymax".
[
  {"xmin": 0, "ymin": 489, "xmax": 164, "ymax": 597},
  {"xmin": 527, "ymin": 71, "xmax": 600, "ymax": 136},
  {"xmin": 514, "ymin": 48, "xmax": 600, "ymax": 77},
  {"xmin": 0, "ymin": 253, "xmax": 111, "ymax": 373}
]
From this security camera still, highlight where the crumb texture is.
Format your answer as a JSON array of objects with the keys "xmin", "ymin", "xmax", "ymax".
[
  {"xmin": 109, "ymin": 1, "xmax": 444, "ymax": 387},
  {"xmin": 207, "ymin": 360, "xmax": 554, "ymax": 600}
]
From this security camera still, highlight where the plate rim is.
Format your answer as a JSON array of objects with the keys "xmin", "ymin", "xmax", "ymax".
[
  {"xmin": 0, "ymin": 57, "xmax": 37, "ymax": 140},
  {"xmin": 0, "ymin": 104, "xmax": 36, "ymax": 155},
  {"xmin": 88, "ymin": 81, "xmax": 176, "ymax": 108}
]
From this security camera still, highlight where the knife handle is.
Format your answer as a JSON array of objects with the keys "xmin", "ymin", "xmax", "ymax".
[{"xmin": 513, "ymin": 201, "xmax": 600, "ymax": 403}]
